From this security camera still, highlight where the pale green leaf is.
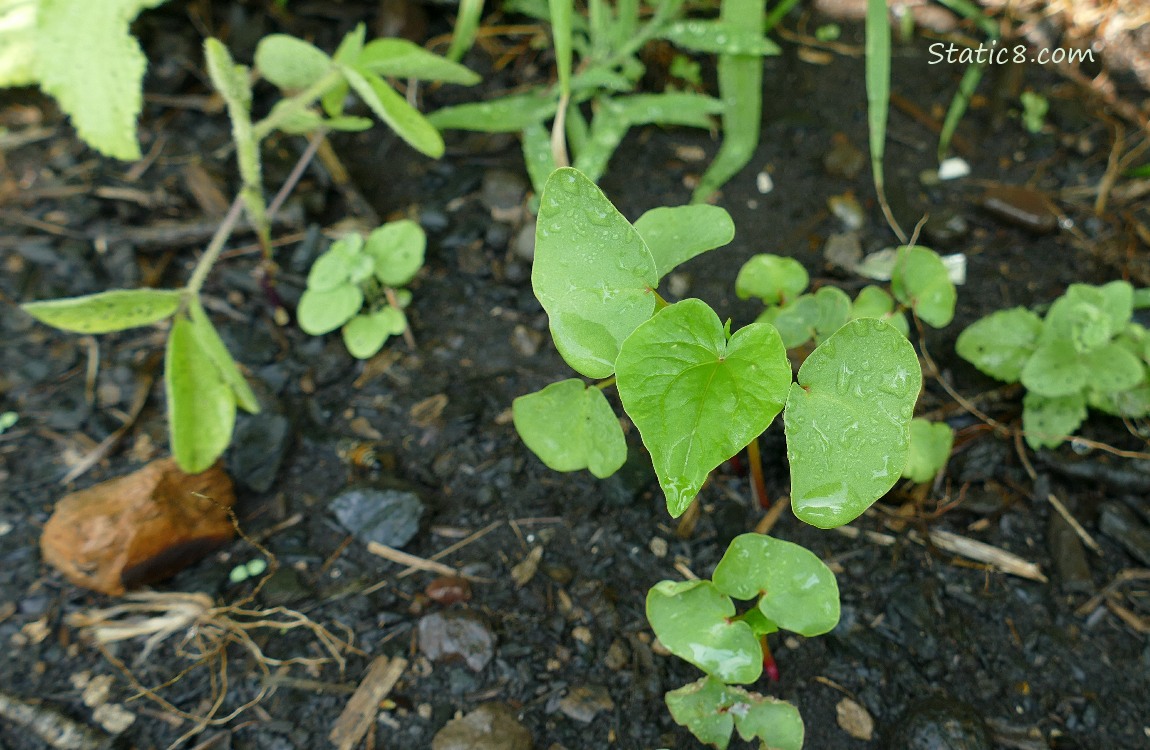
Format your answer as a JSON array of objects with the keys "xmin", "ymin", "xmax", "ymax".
[
  {"xmin": 167, "ymin": 316, "xmax": 235, "ymax": 473},
  {"xmin": 1066, "ymin": 281, "xmax": 1134, "ymax": 332},
  {"xmin": 666, "ymin": 677, "xmax": 803, "ymax": 750},
  {"xmin": 634, "ymin": 205, "xmax": 735, "ymax": 280},
  {"xmin": 660, "ymin": 19, "xmax": 780, "ymax": 56},
  {"xmin": 813, "ymin": 286, "xmax": 852, "ymax": 342},
  {"xmin": 616, "ymin": 299, "xmax": 791, "ymax": 517},
  {"xmin": 903, "ymin": 418, "xmax": 953, "ymax": 482},
  {"xmin": 0, "ymin": 0, "xmax": 36, "ymax": 87},
  {"xmin": 342, "ymin": 311, "xmax": 401, "ymax": 359},
  {"xmin": 890, "ymin": 245, "xmax": 956, "ymax": 327},
  {"xmin": 364, "ymin": 220, "xmax": 425, "ymax": 287},
  {"xmin": 22, "ymin": 288, "xmax": 180, "ymax": 333},
  {"xmin": 341, "ymin": 65, "xmax": 444, "ymax": 158},
  {"xmin": 532, "ymin": 167, "xmax": 658, "ymax": 378},
  {"xmin": 521, "ymin": 121, "xmax": 556, "ymax": 196},
  {"xmin": 613, "ymin": 92, "xmax": 725, "ymax": 128},
  {"xmin": 759, "ymin": 294, "xmax": 820, "ymax": 350},
  {"xmin": 571, "ymin": 98, "xmax": 629, "ymax": 184},
  {"xmin": 1039, "ymin": 296, "xmax": 1111, "ymax": 353},
  {"xmin": 513, "ymin": 379, "xmax": 626, "ymax": 478},
  {"xmin": 427, "ymin": 91, "xmax": 559, "ymax": 133},
  {"xmin": 297, "ymin": 284, "xmax": 363, "ymax": 335},
  {"xmin": 357, "ymin": 38, "xmax": 479, "ymax": 85},
  {"xmin": 1021, "ymin": 341, "xmax": 1087, "ymax": 398},
  {"xmin": 785, "ymin": 318, "xmax": 920, "ymax": 528},
  {"xmin": 955, "ymin": 307, "xmax": 1042, "ymax": 382},
  {"xmin": 646, "ymin": 580, "xmax": 762, "ymax": 684},
  {"xmin": 1023, "ymin": 391, "xmax": 1086, "ymax": 449},
  {"xmin": 255, "ymin": 34, "xmax": 332, "ymax": 90},
  {"xmin": 735, "ymin": 254, "xmax": 808, "ymax": 305},
  {"xmin": 1083, "ymin": 343, "xmax": 1144, "ymax": 394},
  {"xmin": 188, "ymin": 299, "xmax": 259, "ymax": 414},
  {"xmin": 1089, "ymin": 384, "xmax": 1150, "ymax": 419}
]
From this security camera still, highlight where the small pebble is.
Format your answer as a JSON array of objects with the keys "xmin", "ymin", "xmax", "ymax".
[
  {"xmin": 431, "ymin": 703, "xmax": 532, "ymax": 750},
  {"xmin": 555, "ymin": 685, "xmax": 614, "ymax": 724},
  {"xmin": 329, "ymin": 486, "xmax": 424, "ymax": 549},
  {"xmin": 418, "ymin": 611, "xmax": 496, "ymax": 672}
]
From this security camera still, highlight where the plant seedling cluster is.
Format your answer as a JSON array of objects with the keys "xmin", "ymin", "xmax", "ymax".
[
  {"xmin": 514, "ymin": 167, "xmax": 924, "ymax": 745},
  {"xmin": 957, "ymin": 280, "xmax": 1150, "ymax": 448},
  {"xmin": 297, "ymin": 221, "xmax": 425, "ymax": 359}
]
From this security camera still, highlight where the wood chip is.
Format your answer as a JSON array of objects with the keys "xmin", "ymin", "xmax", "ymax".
[
  {"xmin": 329, "ymin": 656, "xmax": 408, "ymax": 750},
  {"xmin": 511, "ymin": 546, "xmax": 543, "ymax": 588},
  {"xmin": 909, "ymin": 529, "xmax": 1047, "ymax": 582},
  {"xmin": 366, "ymin": 542, "xmax": 459, "ymax": 577}
]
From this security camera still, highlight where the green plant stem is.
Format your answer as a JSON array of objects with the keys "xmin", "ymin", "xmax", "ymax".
[
  {"xmin": 594, "ymin": 376, "xmax": 616, "ymax": 390},
  {"xmin": 763, "ymin": 0, "xmax": 802, "ymax": 33},
  {"xmin": 599, "ymin": 0, "xmax": 684, "ymax": 71},
  {"xmin": 653, "ymin": 290, "xmax": 670, "ymax": 310},
  {"xmin": 252, "ymin": 69, "xmax": 345, "ymax": 141},
  {"xmin": 186, "ymin": 195, "xmax": 248, "ymax": 296}
]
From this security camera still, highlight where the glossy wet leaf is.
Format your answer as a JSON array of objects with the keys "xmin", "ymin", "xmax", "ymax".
[
  {"xmin": 955, "ymin": 307, "xmax": 1042, "ymax": 382},
  {"xmin": 616, "ymin": 299, "xmax": 790, "ymax": 517},
  {"xmin": 166, "ymin": 316, "xmax": 235, "ymax": 473},
  {"xmin": 356, "ymin": 39, "xmax": 480, "ymax": 85},
  {"xmin": 666, "ymin": 677, "xmax": 804, "ymax": 750},
  {"xmin": 890, "ymin": 245, "xmax": 955, "ymax": 327},
  {"xmin": 614, "ymin": 92, "xmax": 724, "ymax": 128},
  {"xmin": 188, "ymin": 299, "xmax": 259, "ymax": 414},
  {"xmin": 1021, "ymin": 341, "xmax": 1086, "ymax": 398},
  {"xmin": 532, "ymin": 167, "xmax": 658, "ymax": 378},
  {"xmin": 427, "ymin": 91, "xmax": 559, "ymax": 133},
  {"xmin": 712, "ymin": 534, "xmax": 840, "ymax": 637},
  {"xmin": 759, "ymin": 295, "xmax": 820, "ymax": 350},
  {"xmin": 341, "ymin": 65, "xmax": 444, "ymax": 158},
  {"xmin": 785, "ymin": 318, "xmax": 920, "ymax": 528},
  {"xmin": 660, "ymin": 20, "xmax": 781, "ymax": 56},
  {"xmin": 735, "ymin": 255, "xmax": 808, "ymax": 306},
  {"xmin": 634, "ymin": 205, "xmax": 735, "ymax": 280},
  {"xmin": 513, "ymin": 379, "xmax": 626, "ymax": 479},
  {"xmin": 571, "ymin": 99, "xmax": 628, "ymax": 184},
  {"xmin": 297, "ymin": 284, "xmax": 363, "ymax": 335},
  {"xmin": 903, "ymin": 418, "xmax": 953, "ymax": 482},
  {"xmin": 22, "ymin": 288, "xmax": 181, "ymax": 333},
  {"xmin": 254, "ymin": 34, "xmax": 332, "ymax": 90},
  {"xmin": 646, "ymin": 580, "xmax": 762, "ymax": 684},
  {"xmin": 1023, "ymin": 391, "xmax": 1086, "ymax": 449},
  {"xmin": 365, "ymin": 220, "xmax": 426, "ymax": 286}
]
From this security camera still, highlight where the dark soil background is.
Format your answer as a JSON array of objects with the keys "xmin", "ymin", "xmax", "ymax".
[{"xmin": 2, "ymin": 1, "xmax": 1149, "ymax": 749}]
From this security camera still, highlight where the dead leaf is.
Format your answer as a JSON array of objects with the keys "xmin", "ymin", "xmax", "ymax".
[
  {"xmin": 511, "ymin": 546, "xmax": 543, "ymax": 588},
  {"xmin": 836, "ymin": 697, "xmax": 874, "ymax": 741}
]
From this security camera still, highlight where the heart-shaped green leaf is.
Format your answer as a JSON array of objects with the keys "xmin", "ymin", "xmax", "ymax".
[
  {"xmin": 666, "ymin": 677, "xmax": 803, "ymax": 750},
  {"xmin": 712, "ymin": 534, "xmax": 840, "ymax": 637},
  {"xmin": 956, "ymin": 307, "xmax": 1042, "ymax": 382},
  {"xmin": 813, "ymin": 286, "xmax": 851, "ymax": 342},
  {"xmin": 297, "ymin": 284, "xmax": 363, "ymax": 335},
  {"xmin": 1023, "ymin": 391, "xmax": 1086, "ymax": 449},
  {"xmin": 22, "ymin": 288, "xmax": 181, "ymax": 334},
  {"xmin": 513, "ymin": 379, "xmax": 627, "ymax": 479},
  {"xmin": 646, "ymin": 580, "xmax": 762, "ymax": 684},
  {"xmin": 365, "ymin": 220, "xmax": 425, "ymax": 287},
  {"xmin": 533, "ymin": 168, "xmax": 659, "ymax": 378},
  {"xmin": 759, "ymin": 294, "xmax": 820, "ymax": 349},
  {"xmin": 617, "ymin": 299, "xmax": 791, "ymax": 517},
  {"xmin": 735, "ymin": 254, "xmax": 808, "ymax": 306},
  {"xmin": 890, "ymin": 245, "xmax": 956, "ymax": 327},
  {"xmin": 167, "ymin": 315, "xmax": 235, "ymax": 473},
  {"xmin": 903, "ymin": 418, "xmax": 953, "ymax": 482},
  {"xmin": 785, "ymin": 318, "xmax": 921, "ymax": 528},
  {"xmin": 634, "ymin": 205, "xmax": 735, "ymax": 280}
]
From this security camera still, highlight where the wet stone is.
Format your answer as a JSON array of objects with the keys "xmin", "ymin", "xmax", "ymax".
[
  {"xmin": 512, "ymin": 221, "xmax": 536, "ymax": 262},
  {"xmin": 1098, "ymin": 502, "xmax": 1150, "ymax": 566},
  {"xmin": 329, "ymin": 486, "xmax": 424, "ymax": 549},
  {"xmin": 481, "ymin": 169, "xmax": 527, "ymax": 223},
  {"xmin": 1047, "ymin": 508, "xmax": 1093, "ymax": 593},
  {"xmin": 923, "ymin": 208, "xmax": 970, "ymax": 246},
  {"xmin": 418, "ymin": 610, "xmax": 496, "ymax": 672},
  {"xmin": 229, "ymin": 413, "xmax": 290, "ymax": 493},
  {"xmin": 431, "ymin": 703, "xmax": 532, "ymax": 750},
  {"xmin": 888, "ymin": 697, "xmax": 992, "ymax": 750},
  {"xmin": 553, "ymin": 684, "xmax": 614, "ymax": 723}
]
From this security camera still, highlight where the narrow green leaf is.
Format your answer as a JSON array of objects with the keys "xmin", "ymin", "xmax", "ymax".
[
  {"xmin": 513, "ymin": 379, "xmax": 626, "ymax": 478},
  {"xmin": 428, "ymin": 91, "xmax": 559, "ymax": 133},
  {"xmin": 938, "ymin": 63, "xmax": 984, "ymax": 163},
  {"xmin": 903, "ymin": 418, "xmax": 953, "ymax": 482},
  {"xmin": 357, "ymin": 39, "xmax": 480, "ymax": 85},
  {"xmin": 785, "ymin": 319, "xmax": 920, "ymax": 528},
  {"xmin": 166, "ymin": 316, "xmax": 235, "ymax": 473},
  {"xmin": 22, "ymin": 289, "xmax": 181, "ymax": 333},
  {"xmin": 890, "ymin": 245, "xmax": 956, "ymax": 327},
  {"xmin": 864, "ymin": 0, "xmax": 890, "ymax": 194},
  {"xmin": 660, "ymin": 19, "xmax": 781, "ymax": 56},
  {"xmin": 634, "ymin": 205, "xmax": 735, "ymax": 280},
  {"xmin": 549, "ymin": 0, "xmax": 573, "ymax": 96},
  {"xmin": 341, "ymin": 65, "xmax": 444, "ymax": 158},
  {"xmin": 188, "ymin": 299, "xmax": 259, "ymax": 414},
  {"xmin": 532, "ymin": 167, "xmax": 659, "ymax": 378},
  {"xmin": 522, "ymin": 121, "xmax": 557, "ymax": 196},
  {"xmin": 446, "ymin": 0, "xmax": 484, "ymax": 62},
  {"xmin": 712, "ymin": 534, "xmax": 840, "ymax": 637},
  {"xmin": 254, "ymin": 34, "xmax": 332, "ymax": 90},
  {"xmin": 1023, "ymin": 391, "xmax": 1086, "ymax": 449},
  {"xmin": 735, "ymin": 254, "xmax": 809, "ymax": 305},
  {"xmin": 297, "ymin": 284, "xmax": 363, "ymax": 335},
  {"xmin": 646, "ymin": 581, "xmax": 762, "ymax": 684},
  {"xmin": 955, "ymin": 307, "xmax": 1042, "ymax": 382},
  {"xmin": 364, "ymin": 220, "xmax": 426, "ymax": 287},
  {"xmin": 614, "ymin": 92, "xmax": 725, "ymax": 128},
  {"xmin": 571, "ymin": 99, "xmax": 629, "ymax": 184},
  {"xmin": 616, "ymin": 300, "xmax": 791, "ymax": 517}
]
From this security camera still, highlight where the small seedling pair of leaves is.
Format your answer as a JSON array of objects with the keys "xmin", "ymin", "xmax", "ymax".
[
  {"xmin": 298, "ymin": 221, "xmax": 424, "ymax": 359},
  {"xmin": 666, "ymin": 677, "xmax": 803, "ymax": 750}
]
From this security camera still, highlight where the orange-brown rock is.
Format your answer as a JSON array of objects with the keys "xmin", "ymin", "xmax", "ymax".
[{"xmin": 41, "ymin": 458, "xmax": 236, "ymax": 595}]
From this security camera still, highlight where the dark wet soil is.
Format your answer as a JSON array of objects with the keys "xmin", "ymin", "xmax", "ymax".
[{"xmin": 2, "ymin": 2, "xmax": 1149, "ymax": 749}]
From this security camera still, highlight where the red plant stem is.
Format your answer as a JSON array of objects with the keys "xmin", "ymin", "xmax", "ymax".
[
  {"xmin": 747, "ymin": 436, "xmax": 770, "ymax": 510},
  {"xmin": 762, "ymin": 636, "xmax": 780, "ymax": 682}
]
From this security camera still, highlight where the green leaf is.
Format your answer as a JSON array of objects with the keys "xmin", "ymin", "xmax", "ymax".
[
  {"xmin": 646, "ymin": 581, "xmax": 762, "ymax": 683},
  {"xmin": 890, "ymin": 245, "xmax": 956, "ymax": 327},
  {"xmin": 759, "ymin": 294, "xmax": 820, "ymax": 349},
  {"xmin": 513, "ymin": 379, "xmax": 626, "ymax": 479},
  {"xmin": 166, "ymin": 315, "xmax": 235, "ymax": 473},
  {"xmin": 634, "ymin": 205, "xmax": 735, "ymax": 280},
  {"xmin": 660, "ymin": 19, "xmax": 780, "ymax": 55},
  {"xmin": 188, "ymin": 299, "xmax": 259, "ymax": 414},
  {"xmin": 613, "ymin": 92, "xmax": 725, "ymax": 128},
  {"xmin": 813, "ymin": 286, "xmax": 851, "ymax": 342},
  {"xmin": 616, "ymin": 299, "xmax": 791, "ymax": 517},
  {"xmin": 1021, "ymin": 341, "xmax": 1087, "ymax": 398},
  {"xmin": 735, "ymin": 254, "xmax": 808, "ymax": 305},
  {"xmin": 903, "ymin": 418, "xmax": 953, "ymax": 482},
  {"xmin": 865, "ymin": 0, "xmax": 890, "ymax": 196},
  {"xmin": 1023, "ymin": 391, "xmax": 1086, "ymax": 449},
  {"xmin": 521, "ymin": 121, "xmax": 556, "ymax": 196},
  {"xmin": 955, "ymin": 307, "xmax": 1042, "ymax": 382},
  {"xmin": 342, "ymin": 309, "xmax": 404, "ymax": 359},
  {"xmin": 532, "ymin": 167, "xmax": 659, "ymax": 378},
  {"xmin": 204, "ymin": 37, "xmax": 251, "ymax": 111},
  {"xmin": 341, "ymin": 65, "xmax": 444, "ymax": 158},
  {"xmin": 849, "ymin": 285, "xmax": 908, "ymax": 335},
  {"xmin": 0, "ymin": 0, "xmax": 36, "ymax": 87},
  {"xmin": 332, "ymin": 23, "xmax": 366, "ymax": 65},
  {"xmin": 22, "ymin": 289, "xmax": 181, "ymax": 333},
  {"xmin": 254, "ymin": 34, "xmax": 332, "ymax": 90},
  {"xmin": 297, "ymin": 284, "xmax": 363, "ymax": 335},
  {"xmin": 1084, "ymin": 343, "xmax": 1144, "ymax": 394},
  {"xmin": 712, "ymin": 534, "xmax": 840, "ymax": 637},
  {"xmin": 1040, "ymin": 296, "xmax": 1111, "ymax": 353},
  {"xmin": 1066, "ymin": 281, "xmax": 1134, "ymax": 332},
  {"xmin": 1089, "ymin": 384, "xmax": 1150, "ymax": 419},
  {"xmin": 785, "ymin": 318, "xmax": 921, "ymax": 528},
  {"xmin": 427, "ymin": 91, "xmax": 559, "ymax": 133},
  {"xmin": 666, "ymin": 677, "xmax": 803, "ymax": 750},
  {"xmin": 34, "ymin": 0, "xmax": 167, "ymax": 160},
  {"xmin": 364, "ymin": 220, "xmax": 426, "ymax": 287},
  {"xmin": 307, "ymin": 238, "xmax": 364, "ymax": 291},
  {"xmin": 356, "ymin": 39, "xmax": 480, "ymax": 85},
  {"xmin": 571, "ymin": 98, "xmax": 629, "ymax": 184}
]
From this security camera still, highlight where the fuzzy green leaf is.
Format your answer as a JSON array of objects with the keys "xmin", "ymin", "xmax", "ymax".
[
  {"xmin": 634, "ymin": 205, "xmax": 735, "ymax": 280},
  {"xmin": 255, "ymin": 34, "xmax": 332, "ymax": 90},
  {"xmin": 616, "ymin": 299, "xmax": 791, "ymax": 517},
  {"xmin": 532, "ymin": 168, "xmax": 658, "ymax": 378},
  {"xmin": 1023, "ymin": 391, "xmax": 1086, "ymax": 449},
  {"xmin": 341, "ymin": 65, "xmax": 444, "ymax": 158},
  {"xmin": 307, "ymin": 238, "xmax": 364, "ymax": 291},
  {"xmin": 357, "ymin": 38, "xmax": 480, "ymax": 85},
  {"xmin": 188, "ymin": 299, "xmax": 259, "ymax": 414},
  {"xmin": 297, "ymin": 284, "xmax": 363, "ymax": 335},
  {"xmin": 34, "ymin": 0, "xmax": 167, "ymax": 160},
  {"xmin": 365, "ymin": 220, "xmax": 426, "ymax": 287},
  {"xmin": 22, "ymin": 289, "xmax": 181, "ymax": 333},
  {"xmin": 646, "ymin": 581, "xmax": 762, "ymax": 684},
  {"xmin": 342, "ymin": 309, "xmax": 405, "ymax": 359},
  {"xmin": 890, "ymin": 245, "xmax": 956, "ymax": 327},
  {"xmin": 956, "ymin": 307, "xmax": 1043, "ymax": 382},
  {"xmin": 1066, "ymin": 281, "xmax": 1134, "ymax": 332},
  {"xmin": 1089, "ymin": 384, "xmax": 1150, "ymax": 419},
  {"xmin": 427, "ymin": 91, "xmax": 559, "ymax": 133},
  {"xmin": 712, "ymin": 534, "xmax": 840, "ymax": 637},
  {"xmin": 1084, "ymin": 343, "xmax": 1144, "ymax": 394},
  {"xmin": 903, "ymin": 418, "xmax": 953, "ymax": 482},
  {"xmin": 166, "ymin": 316, "xmax": 235, "ymax": 473},
  {"xmin": 0, "ymin": 0, "xmax": 36, "ymax": 86},
  {"xmin": 666, "ymin": 677, "xmax": 803, "ymax": 750},
  {"xmin": 785, "ymin": 319, "xmax": 921, "ymax": 528},
  {"xmin": 735, "ymin": 254, "xmax": 808, "ymax": 305},
  {"xmin": 513, "ymin": 379, "xmax": 626, "ymax": 479},
  {"xmin": 1040, "ymin": 296, "xmax": 1111, "ymax": 353},
  {"xmin": 1021, "ymin": 341, "xmax": 1087, "ymax": 398}
]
